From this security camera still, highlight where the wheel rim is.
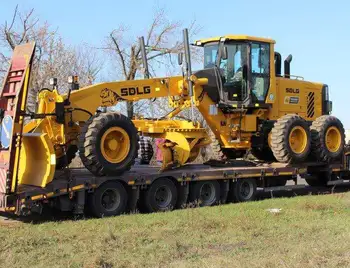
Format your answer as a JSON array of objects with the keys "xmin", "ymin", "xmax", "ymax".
[
  {"xmin": 289, "ymin": 126, "xmax": 307, "ymax": 154},
  {"xmin": 101, "ymin": 188, "xmax": 121, "ymax": 212},
  {"xmin": 325, "ymin": 126, "xmax": 341, "ymax": 153},
  {"xmin": 199, "ymin": 183, "xmax": 216, "ymax": 204},
  {"xmin": 239, "ymin": 181, "xmax": 253, "ymax": 199},
  {"xmin": 154, "ymin": 185, "xmax": 172, "ymax": 208},
  {"xmin": 100, "ymin": 127, "xmax": 130, "ymax": 163}
]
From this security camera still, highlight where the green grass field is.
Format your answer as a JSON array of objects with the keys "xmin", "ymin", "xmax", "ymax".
[{"xmin": 1, "ymin": 192, "xmax": 350, "ymax": 268}]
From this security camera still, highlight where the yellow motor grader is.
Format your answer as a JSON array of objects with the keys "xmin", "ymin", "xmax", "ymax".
[{"xmin": 0, "ymin": 28, "xmax": 345, "ymax": 192}]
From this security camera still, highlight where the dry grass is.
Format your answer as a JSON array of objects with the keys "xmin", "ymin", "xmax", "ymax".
[{"xmin": 1, "ymin": 192, "xmax": 350, "ymax": 268}]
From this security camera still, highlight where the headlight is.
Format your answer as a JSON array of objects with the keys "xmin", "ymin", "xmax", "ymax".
[
  {"xmin": 49, "ymin": 77, "xmax": 57, "ymax": 86},
  {"xmin": 68, "ymin": 76, "xmax": 79, "ymax": 84}
]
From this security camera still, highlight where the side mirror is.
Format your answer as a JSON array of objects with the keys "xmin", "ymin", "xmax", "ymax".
[
  {"xmin": 178, "ymin": 52, "xmax": 183, "ymax": 65},
  {"xmin": 221, "ymin": 46, "xmax": 228, "ymax": 60}
]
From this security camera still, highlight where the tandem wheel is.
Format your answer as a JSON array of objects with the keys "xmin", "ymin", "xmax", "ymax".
[{"xmin": 231, "ymin": 178, "xmax": 257, "ymax": 202}]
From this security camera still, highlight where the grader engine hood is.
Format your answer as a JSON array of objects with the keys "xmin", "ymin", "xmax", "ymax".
[{"xmin": 0, "ymin": 43, "xmax": 56, "ymax": 209}]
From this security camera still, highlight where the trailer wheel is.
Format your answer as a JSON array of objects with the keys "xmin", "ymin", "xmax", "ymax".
[
  {"xmin": 140, "ymin": 178, "xmax": 178, "ymax": 213},
  {"xmin": 304, "ymin": 172, "xmax": 330, "ymax": 187},
  {"xmin": 266, "ymin": 176, "xmax": 288, "ymax": 187},
  {"xmin": 311, "ymin": 115, "xmax": 345, "ymax": 162},
  {"xmin": 79, "ymin": 112, "xmax": 139, "ymax": 176},
  {"xmin": 231, "ymin": 179, "xmax": 257, "ymax": 202},
  {"xmin": 189, "ymin": 180, "xmax": 220, "ymax": 206},
  {"xmin": 271, "ymin": 114, "xmax": 311, "ymax": 163},
  {"xmin": 89, "ymin": 181, "xmax": 128, "ymax": 218}
]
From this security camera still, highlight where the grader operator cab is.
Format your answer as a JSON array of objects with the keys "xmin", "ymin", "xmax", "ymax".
[
  {"xmin": 192, "ymin": 35, "xmax": 342, "ymax": 162},
  {"xmin": 0, "ymin": 29, "xmax": 345, "ymax": 194}
]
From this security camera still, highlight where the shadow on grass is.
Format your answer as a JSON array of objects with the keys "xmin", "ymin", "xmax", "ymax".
[{"xmin": 1, "ymin": 182, "xmax": 350, "ymax": 224}]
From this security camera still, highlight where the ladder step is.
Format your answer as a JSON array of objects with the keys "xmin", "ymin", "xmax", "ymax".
[{"xmin": 2, "ymin": 92, "xmax": 17, "ymax": 97}]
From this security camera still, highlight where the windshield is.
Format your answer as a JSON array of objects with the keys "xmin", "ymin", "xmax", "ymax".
[
  {"xmin": 204, "ymin": 43, "xmax": 219, "ymax": 68},
  {"xmin": 219, "ymin": 43, "xmax": 247, "ymax": 83},
  {"xmin": 203, "ymin": 42, "xmax": 247, "ymax": 81}
]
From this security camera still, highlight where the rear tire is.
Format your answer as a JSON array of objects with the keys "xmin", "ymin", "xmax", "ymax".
[
  {"xmin": 270, "ymin": 114, "xmax": 311, "ymax": 163},
  {"xmin": 304, "ymin": 173, "xmax": 329, "ymax": 187},
  {"xmin": 310, "ymin": 115, "xmax": 345, "ymax": 162},
  {"xmin": 89, "ymin": 181, "xmax": 128, "ymax": 218},
  {"xmin": 189, "ymin": 180, "xmax": 220, "ymax": 206},
  {"xmin": 231, "ymin": 178, "xmax": 257, "ymax": 202},
  {"xmin": 78, "ymin": 112, "xmax": 139, "ymax": 176},
  {"xmin": 140, "ymin": 178, "xmax": 178, "ymax": 213}
]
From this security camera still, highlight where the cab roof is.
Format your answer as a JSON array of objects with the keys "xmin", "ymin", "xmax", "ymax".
[{"xmin": 194, "ymin": 35, "xmax": 276, "ymax": 46}]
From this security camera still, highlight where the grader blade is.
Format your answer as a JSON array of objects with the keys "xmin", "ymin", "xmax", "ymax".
[
  {"xmin": 18, "ymin": 133, "xmax": 56, "ymax": 187},
  {"xmin": 158, "ymin": 131, "xmax": 211, "ymax": 170}
]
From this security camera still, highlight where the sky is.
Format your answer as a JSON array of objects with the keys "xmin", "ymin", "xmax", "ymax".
[{"xmin": 0, "ymin": 0, "xmax": 350, "ymax": 128}]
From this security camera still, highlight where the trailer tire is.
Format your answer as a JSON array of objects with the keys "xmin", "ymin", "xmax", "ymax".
[
  {"xmin": 310, "ymin": 115, "xmax": 345, "ymax": 162},
  {"xmin": 89, "ymin": 181, "xmax": 128, "ymax": 218},
  {"xmin": 304, "ymin": 173, "xmax": 329, "ymax": 187},
  {"xmin": 231, "ymin": 178, "xmax": 257, "ymax": 202},
  {"xmin": 79, "ymin": 112, "xmax": 139, "ymax": 176},
  {"xmin": 266, "ymin": 176, "xmax": 288, "ymax": 187},
  {"xmin": 189, "ymin": 180, "xmax": 220, "ymax": 207},
  {"xmin": 140, "ymin": 178, "xmax": 178, "ymax": 213}
]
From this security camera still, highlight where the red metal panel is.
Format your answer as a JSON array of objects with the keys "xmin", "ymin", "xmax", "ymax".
[{"xmin": 0, "ymin": 43, "xmax": 35, "ymax": 207}]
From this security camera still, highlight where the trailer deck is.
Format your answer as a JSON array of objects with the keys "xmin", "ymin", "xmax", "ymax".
[{"xmin": 2, "ymin": 159, "xmax": 348, "ymax": 216}]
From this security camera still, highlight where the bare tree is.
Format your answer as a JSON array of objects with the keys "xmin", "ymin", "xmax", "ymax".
[
  {"xmin": 0, "ymin": 5, "xmax": 102, "ymax": 110},
  {"xmin": 103, "ymin": 8, "xmax": 201, "ymax": 118}
]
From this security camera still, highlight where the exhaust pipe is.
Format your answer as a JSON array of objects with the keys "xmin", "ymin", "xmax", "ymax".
[
  {"xmin": 284, "ymin": 54, "xmax": 293, "ymax": 78},
  {"xmin": 274, "ymin": 52, "xmax": 282, "ymax": 77}
]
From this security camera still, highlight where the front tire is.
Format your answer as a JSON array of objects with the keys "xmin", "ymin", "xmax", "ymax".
[
  {"xmin": 78, "ymin": 112, "xmax": 139, "ymax": 176},
  {"xmin": 270, "ymin": 114, "xmax": 311, "ymax": 163}
]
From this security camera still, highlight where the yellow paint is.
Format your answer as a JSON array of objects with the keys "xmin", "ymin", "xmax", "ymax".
[
  {"xmin": 18, "ymin": 133, "xmax": 55, "ymax": 188},
  {"xmin": 100, "ymin": 127, "xmax": 130, "ymax": 163},
  {"xmin": 289, "ymin": 126, "xmax": 307, "ymax": 154},
  {"xmin": 71, "ymin": 185, "xmax": 84, "ymax": 191},
  {"xmin": 279, "ymin": 172, "xmax": 293, "ymax": 176},
  {"xmin": 325, "ymin": 126, "xmax": 342, "ymax": 153},
  {"xmin": 195, "ymin": 35, "xmax": 275, "ymax": 45},
  {"xmin": 5, "ymin": 207, "xmax": 16, "ymax": 212}
]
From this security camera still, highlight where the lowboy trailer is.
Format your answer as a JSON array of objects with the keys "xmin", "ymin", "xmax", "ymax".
[{"xmin": 2, "ymin": 157, "xmax": 350, "ymax": 218}]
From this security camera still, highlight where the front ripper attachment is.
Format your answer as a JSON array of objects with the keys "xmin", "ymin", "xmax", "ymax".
[{"xmin": 0, "ymin": 43, "xmax": 36, "ymax": 208}]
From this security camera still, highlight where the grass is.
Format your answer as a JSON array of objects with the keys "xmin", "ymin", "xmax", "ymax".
[{"xmin": 1, "ymin": 192, "xmax": 350, "ymax": 268}]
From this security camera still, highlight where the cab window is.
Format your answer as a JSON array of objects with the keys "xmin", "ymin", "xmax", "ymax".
[{"xmin": 251, "ymin": 43, "xmax": 270, "ymax": 102}]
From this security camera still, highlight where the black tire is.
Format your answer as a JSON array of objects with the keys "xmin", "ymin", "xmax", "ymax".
[
  {"xmin": 304, "ymin": 173, "xmax": 329, "ymax": 187},
  {"xmin": 231, "ymin": 178, "xmax": 257, "ymax": 202},
  {"xmin": 265, "ymin": 176, "xmax": 288, "ymax": 187},
  {"xmin": 138, "ymin": 137, "xmax": 154, "ymax": 165},
  {"xmin": 202, "ymin": 138, "xmax": 245, "ymax": 162},
  {"xmin": 140, "ymin": 178, "xmax": 178, "ymax": 213},
  {"xmin": 251, "ymin": 147, "xmax": 275, "ymax": 162},
  {"xmin": 310, "ymin": 115, "xmax": 345, "ymax": 162},
  {"xmin": 270, "ymin": 114, "xmax": 311, "ymax": 163},
  {"xmin": 189, "ymin": 180, "xmax": 220, "ymax": 206},
  {"xmin": 176, "ymin": 183, "xmax": 189, "ymax": 209},
  {"xmin": 250, "ymin": 124, "xmax": 276, "ymax": 162},
  {"xmin": 56, "ymin": 145, "xmax": 78, "ymax": 169},
  {"xmin": 78, "ymin": 112, "xmax": 139, "ymax": 176},
  {"xmin": 89, "ymin": 181, "xmax": 128, "ymax": 218}
]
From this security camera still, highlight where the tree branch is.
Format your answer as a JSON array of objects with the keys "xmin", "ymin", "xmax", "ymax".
[{"xmin": 110, "ymin": 32, "xmax": 128, "ymax": 79}]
